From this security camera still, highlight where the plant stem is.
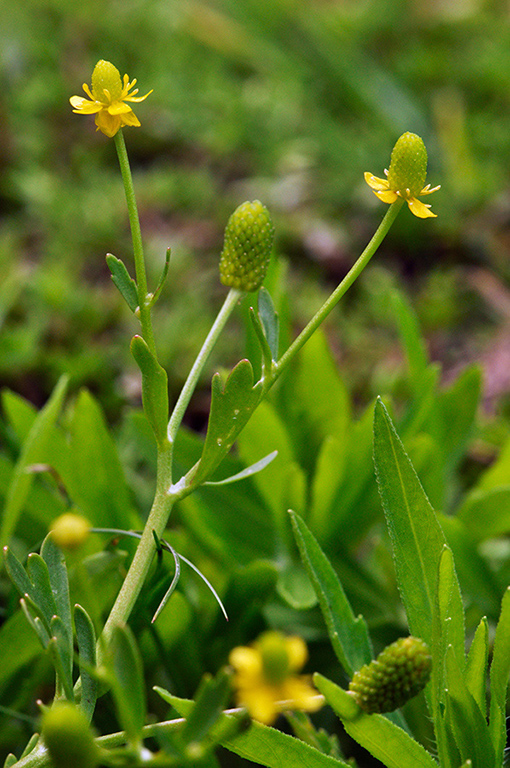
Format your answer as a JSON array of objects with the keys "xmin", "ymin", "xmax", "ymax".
[
  {"xmin": 267, "ymin": 199, "xmax": 404, "ymax": 388},
  {"xmin": 167, "ymin": 287, "xmax": 242, "ymax": 444},
  {"xmin": 98, "ymin": 440, "xmax": 174, "ymax": 653},
  {"xmin": 114, "ymin": 130, "xmax": 156, "ymax": 355}
]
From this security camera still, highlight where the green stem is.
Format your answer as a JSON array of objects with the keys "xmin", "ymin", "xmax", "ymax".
[
  {"xmin": 167, "ymin": 288, "xmax": 242, "ymax": 444},
  {"xmin": 114, "ymin": 130, "xmax": 156, "ymax": 355},
  {"xmin": 98, "ymin": 440, "xmax": 174, "ymax": 655},
  {"xmin": 267, "ymin": 199, "xmax": 403, "ymax": 388}
]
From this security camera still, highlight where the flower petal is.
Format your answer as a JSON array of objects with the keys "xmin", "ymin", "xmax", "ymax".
[
  {"xmin": 108, "ymin": 101, "xmax": 135, "ymax": 115},
  {"xmin": 420, "ymin": 184, "xmax": 441, "ymax": 196},
  {"xmin": 95, "ymin": 111, "xmax": 122, "ymax": 137},
  {"xmin": 70, "ymin": 96, "xmax": 102, "ymax": 114},
  {"xmin": 374, "ymin": 189, "xmax": 399, "ymax": 204},
  {"xmin": 407, "ymin": 197, "xmax": 437, "ymax": 218},
  {"xmin": 124, "ymin": 90, "xmax": 153, "ymax": 103},
  {"xmin": 120, "ymin": 111, "xmax": 141, "ymax": 128},
  {"xmin": 364, "ymin": 172, "xmax": 390, "ymax": 192}
]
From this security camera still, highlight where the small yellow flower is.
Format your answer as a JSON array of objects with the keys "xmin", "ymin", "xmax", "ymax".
[
  {"xmin": 365, "ymin": 132, "xmax": 440, "ymax": 218},
  {"xmin": 229, "ymin": 631, "xmax": 323, "ymax": 725},
  {"xmin": 70, "ymin": 60, "xmax": 152, "ymax": 138}
]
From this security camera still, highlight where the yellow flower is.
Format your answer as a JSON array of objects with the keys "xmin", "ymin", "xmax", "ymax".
[
  {"xmin": 365, "ymin": 131, "xmax": 440, "ymax": 218},
  {"xmin": 229, "ymin": 631, "xmax": 323, "ymax": 724},
  {"xmin": 70, "ymin": 60, "xmax": 152, "ymax": 138}
]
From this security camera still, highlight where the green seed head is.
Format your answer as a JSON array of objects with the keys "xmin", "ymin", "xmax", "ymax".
[
  {"xmin": 349, "ymin": 636, "xmax": 431, "ymax": 714},
  {"xmin": 387, "ymin": 132, "xmax": 428, "ymax": 198},
  {"xmin": 41, "ymin": 702, "xmax": 99, "ymax": 768},
  {"xmin": 219, "ymin": 200, "xmax": 274, "ymax": 292},
  {"xmin": 91, "ymin": 60, "xmax": 123, "ymax": 102},
  {"xmin": 257, "ymin": 631, "xmax": 291, "ymax": 685}
]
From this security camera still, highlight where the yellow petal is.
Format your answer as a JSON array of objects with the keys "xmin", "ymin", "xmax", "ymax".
[
  {"xmin": 407, "ymin": 197, "xmax": 436, "ymax": 218},
  {"xmin": 70, "ymin": 97, "xmax": 102, "ymax": 114},
  {"xmin": 95, "ymin": 111, "xmax": 122, "ymax": 137},
  {"xmin": 374, "ymin": 189, "xmax": 399, "ymax": 204},
  {"xmin": 108, "ymin": 101, "xmax": 135, "ymax": 115},
  {"xmin": 285, "ymin": 637, "xmax": 307, "ymax": 672},
  {"xmin": 364, "ymin": 172, "xmax": 390, "ymax": 192},
  {"xmin": 121, "ymin": 112, "xmax": 141, "ymax": 128},
  {"xmin": 124, "ymin": 90, "xmax": 153, "ymax": 103},
  {"xmin": 420, "ymin": 184, "xmax": 441, "ymax": 196}
]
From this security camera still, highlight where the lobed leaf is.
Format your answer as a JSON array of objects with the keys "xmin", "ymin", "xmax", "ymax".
[
  {"xmin": 74, "ymin": 604, "xmax": 97, "ymax": 722},
  {"xmin": 106, "ymin": 253, "xmax": 138, "ymax": 312}
]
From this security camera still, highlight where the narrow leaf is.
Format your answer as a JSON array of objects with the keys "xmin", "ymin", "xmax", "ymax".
[
  {"xmin": 158, "ymin": 690, "xmax": 350, "ymax": 768},
  {"xmin": 258, "ymin": 287, "xmax": 279, "ymax": 361},
  {"xmin": 180, "ymin": 669, "xmax": 232, "ymax": 745},
  {"xmin": 20, "ymin": 599, "xmax": 50, "ymax": 648},
  {"xmin": 315, "ymin": 674, "xmax": 437, "ymax": 768},
  {"xmin": 465, "ymin": 617, "xmax": 488, "ymax": 717},
  {"xmin": 130, "ymin": 335, "xmax": 169, "ymax": 445},
  {"xmin": 110, "ymin": 624, "xmax": 146, "ymax": 746},
  {"xmin": 445, "ymin": 644, "xmax": 495, "ymax": 767},
  {"xmin": 0, "ymin": 375, "xmax": 68, "ymax": 546},
  {"xmin": 106, "ymin": 253, "xmax": 138, "ymax": 312},
  {"xmin": 150, "ymin": 247, "xmax": 171, "ymax": 307},
  {"xmin": 74, "ymin": 605, "xmax": 97, "ymax": 722},
  {"xmin": 204, "ymin": 450, "xmax": 278, "ymax": 486},
  {"xmin": 290, "ymin": 511, "xmax": 372, "ymax": 676},
  {"xmin": 373, "ymin": 398, "xmax": 447, "ymax": 646},
  {"xmin": 26, "ymin": 553, "xmax": 57, "ymax": 627},
  {"xmin": 50, "ymin": 615, "xmax": 74, "ymax": 701},
  {"xmin": 41, "ymin": 535, "xmax": 72, "ymax": 644},
  {"xmin": 489, "ymin": 587, "xmax": 510, "ymax": 764}
]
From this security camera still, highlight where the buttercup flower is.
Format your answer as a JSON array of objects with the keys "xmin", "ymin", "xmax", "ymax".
[
  {"xmin": 70, "ymin": 60, "xmax": 152, "ymax": 138},
  {"xmin": 229, "ymin": 631, "xmax": 323, "ymax": 724},
  {"xmin": 365, "ymin": 132, "xmax": 440, "ymax": 218}
]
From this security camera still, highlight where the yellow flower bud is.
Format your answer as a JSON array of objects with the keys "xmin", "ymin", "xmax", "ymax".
[
  {"xmin": 41, "ymin": 702, "xmax": 98, "ymax": 768},
  {"xmin": 91, "ymin": 60, "xmax": 123, "ymax": 102},
  {"xmin": 50, "ymin": 513, "xmax": 91, "ymax": 550}
]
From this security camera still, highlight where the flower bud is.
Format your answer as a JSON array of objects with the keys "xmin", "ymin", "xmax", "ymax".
[
  {"xmin": 50, "ymin": 513, "xmax": 91, "ymax": 550},
  {"xmin": 219, "ymin": 201, "xmax": 274, "ymax": 292},
  {"xmin": 41, "ymin": 702, "xmax": 98, "ymax": 768},
  {"xmin": 349, "ymin": 636, "xmax": 431, "ymax": 714},
  {"xmin": 91, "ymin": 60, "xmax": 123, "ymax": 102},
  {"xmin": 387, "ymin": 132, "xmax": 428, "ymax": 198}
]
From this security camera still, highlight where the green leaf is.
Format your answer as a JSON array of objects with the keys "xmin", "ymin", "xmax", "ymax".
[
  {"xmin": 309, "ymin": 435, "xmax": 346, "ymax": 541},
  {"xmin": 74, "ymin": 605, "xmax": 97, "ymax": 722},
  {"xmin": 204, "ymin": 450, "xmax": 277, "ymax": 486},
  {"xmin": 0, "ymin": 610, "xmax": 42, "ymax": 700},
  {"xmin": 290, "ymin": 511, "xmax": 372, "ymax": 676},
  {"xmin": 258, "ymin": 287, "xmax": 279, "ymax": 361},
  {"xmin": 41, "ymin": 535, "xmax": 72, "ymax": 645},
  {"xmin": 489, "ymin": 587, "xmax": 510, "ymax": 764},
  {"xmin": 188, "ymin": 359, "xmax": 263, "ymax": 488},
  {"xmin": 130, "ymin": 334, "xmax": 169, "ymax": 445},
  {"xmin": 180, "ymin": 669, "xmax": 232, "ymax": 746},
  {"xmin": 150, "ymin": 247, "xmax": 171, "ymax": 307},
  {"xmin": 445, "ymin": 644, "xmax": 495, "ymax": 767},
  {"xmin": 61, "ymin": 389, "xmax": 138, "ymax": 528},
  {"xmin": 373, "ymin": 398, "xmax": 447, "ymax": 646},
  {"xmin": 0, "ymin": 375, "xmax": 68, "ymax": 547},
  {"xmin": 390, "ymin": 288, "xmax": 428, "ymax": 385},
  {"xmin": 50, "ymin": 614, "xmax": 74, "ymax": 701},
  {"xmin": 20, "ymin": 599, "xmax": 51, "ymax": 648},
  {"xmin": 457, "ymin": 486, "xmax": 510, "ymax": 540},
  {"xmin": 109, "ymin": 624, "xmax": 146, "ymax": 746},
  {"xmin": 465, "ymin": 617, "xmax": 489, "ymax": 718},
  {"xmin": 158, "ymin": 690, "xmax": 350, "ymax": 768},
  {"xmin": 26, "ymin": 553, "xmax": 57, "ymax": 628},
  {"xmin": 106, "ymin": 253, "xmax": 138, "ymax": 312},
  {"xmin": 314, "ymin": 674, "xmax": 437, "ymax": 768}
]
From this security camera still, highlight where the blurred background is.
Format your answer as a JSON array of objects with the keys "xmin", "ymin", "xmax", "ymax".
[{"xmin": 2, "ymin": 0, "xmax": 510, "ymax": 422}]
